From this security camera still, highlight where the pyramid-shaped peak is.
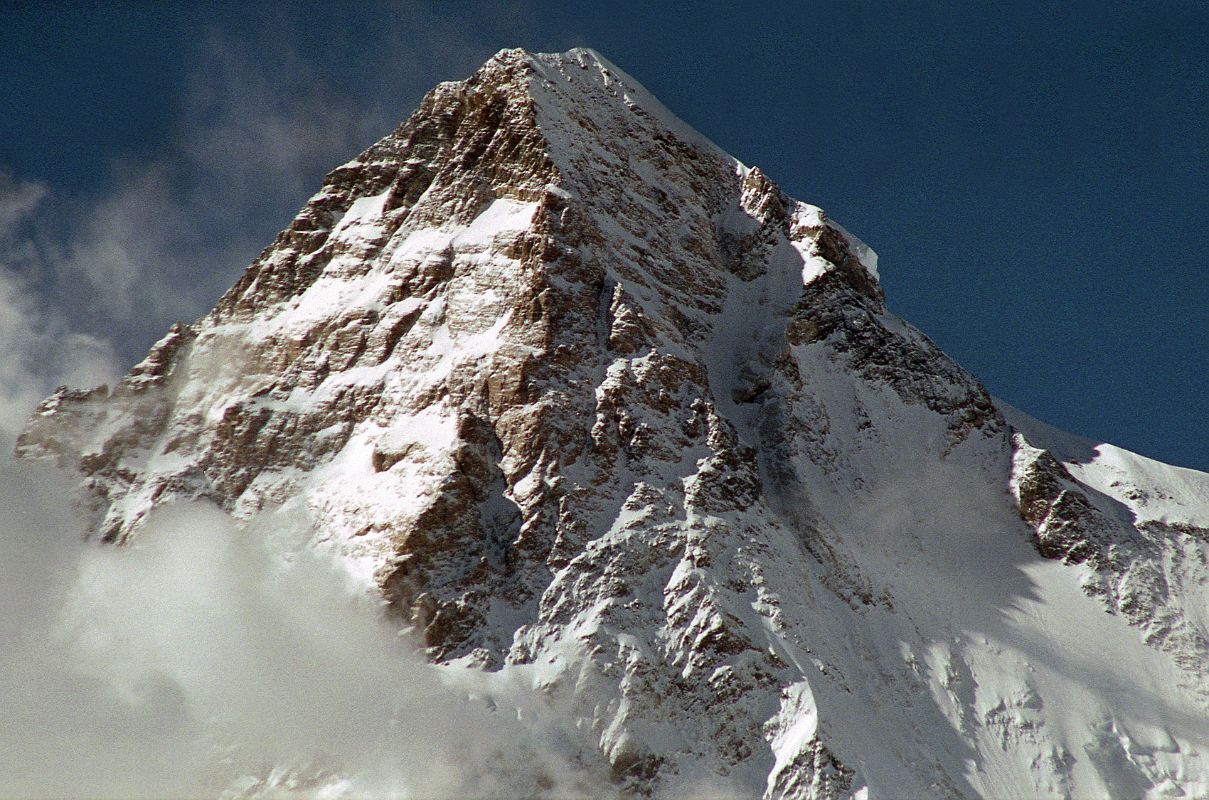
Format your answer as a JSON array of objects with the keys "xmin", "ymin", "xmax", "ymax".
[
  {"xmin": 481, "ymin": 46, "xmax": 640, "ymax": 86},
  {"xmin": 462, "ymin": 47, "xmax": 737, "ymax": 168},
  {"xmin": 20, "ymin": 38, "xmax": 1209, "ymax": 800}
]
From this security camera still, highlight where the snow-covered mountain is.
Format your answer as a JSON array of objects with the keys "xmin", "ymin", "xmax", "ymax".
[{"xmin": 18, "ymin": 48, "xmax": 1209, "ymax": 798}]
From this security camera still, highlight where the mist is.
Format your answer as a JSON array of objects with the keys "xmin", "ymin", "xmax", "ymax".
[{"xmin": 0, "ymin": 461, "xmax": 611, "ymax": 798}]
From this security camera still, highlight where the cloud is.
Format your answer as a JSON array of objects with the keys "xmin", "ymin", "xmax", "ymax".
[
  {"xmin": 29, "ymin": 42, "xmax": 399, "ymax": 354},
  {"xmin": 0, "ymin": 172, "xmax": 120, "ymax": 440},
  {"xmin": 0, "ymin": 482, "xmax": 612, "ymax": 798},
  {"xmin": 0, "ymin": 172, "xmax": 48, "ymax": 237}
]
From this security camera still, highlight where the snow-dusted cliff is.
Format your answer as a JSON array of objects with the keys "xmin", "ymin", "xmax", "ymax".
[{"xmin": 18, "ymin": 48, "xmax": 1209, "ymax": 798}]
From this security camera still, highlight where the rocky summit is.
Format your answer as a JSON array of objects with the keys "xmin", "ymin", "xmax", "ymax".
[{"xmin": 19, "ymin": 48, "xmax": 1209, "ymax": 798}]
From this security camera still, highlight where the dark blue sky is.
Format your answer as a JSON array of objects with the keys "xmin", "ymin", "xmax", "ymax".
[{"xmin": 3, "ymin": 1, "xmax": 1207, "ymax": 469}]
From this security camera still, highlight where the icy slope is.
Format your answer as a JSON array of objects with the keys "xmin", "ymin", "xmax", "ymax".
[{"xmin": 18, "ymin": 48, "xmax": 1209, "ymax": 798}]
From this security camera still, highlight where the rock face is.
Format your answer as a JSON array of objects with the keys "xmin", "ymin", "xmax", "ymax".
[{"xmin": 19, "ymin": 48, "xmax": 1209, "ymax": 798}]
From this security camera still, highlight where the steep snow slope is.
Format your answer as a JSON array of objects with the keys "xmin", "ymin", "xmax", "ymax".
[{"xmin": 18, "ymin": 48, "xmax": 1209, "ymax": 798}]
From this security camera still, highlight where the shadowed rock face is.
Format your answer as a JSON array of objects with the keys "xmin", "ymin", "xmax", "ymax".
[{"xmin": 19, "ymin": 47, "xmax": 1209, "ymax": 799}]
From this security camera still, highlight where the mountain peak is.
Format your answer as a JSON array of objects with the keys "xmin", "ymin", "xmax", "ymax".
[
  {"xmin": 19, "ymin": 47, "xmax": 1209, "ymax": 798},
  {"xmin": 518, "ymin": 46, "xmax": 737, "ymax": 165},
  {"xmin": 415, "ymin": 45, "xmax": 741, "ymax": 181},
  {"xmin": 192, "ymin": 44, "xmax": 879, "ymax": 323},
  {"xmin": 12, "ymin": 47, "xmax": 933, "ymax": 795}
]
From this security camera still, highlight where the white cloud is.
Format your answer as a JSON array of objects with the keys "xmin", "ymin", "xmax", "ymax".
[
  {"xmin": 0, "ymin": 486, "xmax": 612, "ymax": 798},
  {"xmin": 0, "ymin": 173, "xmax": 120, "ymax": 440},
  {"xmin": 0, "ymin": 171, "xmax": 48, "ymax": 237}
]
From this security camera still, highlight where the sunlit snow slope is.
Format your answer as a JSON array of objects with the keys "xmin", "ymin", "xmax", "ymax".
[{"xmin": 18, "ymin": 48, "xmax": 1209, "ymax": 799}]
